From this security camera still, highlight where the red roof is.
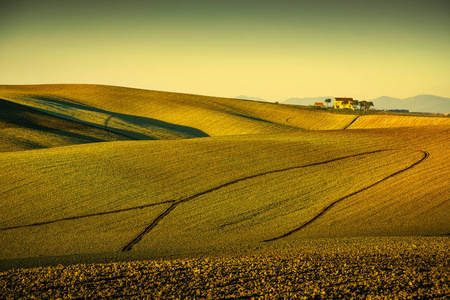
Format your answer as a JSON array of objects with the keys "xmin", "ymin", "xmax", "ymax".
[
  {"xmin": 335, "ymin": 97, "xmax": 353, "ymax": 101},
  {"xmin": 314, "ymin": 102, "xmax": 324, "ymax": 107}
]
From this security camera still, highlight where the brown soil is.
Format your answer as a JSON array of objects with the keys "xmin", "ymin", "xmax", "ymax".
[{"xmin": 1, "ymin": 237, "xmax": 448, "ymax": 299}]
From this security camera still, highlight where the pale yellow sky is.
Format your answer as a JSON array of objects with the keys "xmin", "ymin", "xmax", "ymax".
[{"xmin": 1, "ymin": 0, "xmax": 449, "ymax": 101}]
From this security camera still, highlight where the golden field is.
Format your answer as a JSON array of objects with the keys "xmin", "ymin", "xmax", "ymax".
[{"xmin": 0, "ymin": 84, "xmax": 449, "ymax": 298}]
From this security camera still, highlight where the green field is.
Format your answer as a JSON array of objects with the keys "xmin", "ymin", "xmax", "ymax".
[{"xmin": 0, "ymin": 84, "xmax": 449, "ymax": 298}]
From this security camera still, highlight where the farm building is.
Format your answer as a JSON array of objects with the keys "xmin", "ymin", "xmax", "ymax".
[
  {"xmin": 314, "ymin": 102, "xmax": 324, "ymax": 108},
  {"xmin": 333, "ymin": 97, "xmax": 355, "ymax": 110}
]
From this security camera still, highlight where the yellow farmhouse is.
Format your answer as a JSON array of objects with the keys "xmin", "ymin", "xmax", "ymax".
[{"xmin": 333, "ymin": 97, "xmax": 354, "ymax": 110}]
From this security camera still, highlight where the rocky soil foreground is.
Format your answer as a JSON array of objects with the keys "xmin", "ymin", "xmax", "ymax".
[{"xmin": 1, "ymin": 237, "xmax": 449, "ymax": 299}]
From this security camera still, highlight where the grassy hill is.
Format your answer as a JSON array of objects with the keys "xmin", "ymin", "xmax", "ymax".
[
  {"xmin": 348, "ymin": 113, "xmax": 450, "ymax": 129},
  {"xmin": 0, "ymin": 84, "xmax": 357, "ymax": 139},
  {"xmin": 0, "ymin": 98, "xmax": 130, "ymax": 152},
  {"xmin": 2, "ymin": 85, "xmax": 448, "ymax": 140},
  {"xmin": 0, "ymin": 84, "xmax": 449, "ymax": 297},
  {"xmin": 0, "ymin": 126, "xmax": 448, "ymax": 260}
]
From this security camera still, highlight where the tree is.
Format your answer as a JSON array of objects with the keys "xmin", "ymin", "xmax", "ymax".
[
  {"xmin": 325, "ymin": 98, "xmax": 331, "ymax": 108},
  {"xmin": 359, "ymin": 100, "xmax": 367, "ymax": 115},
  {"xmin": 352, "ymin": 100, "xmax": 359, "ymax": 110},
  {"xmin": 343, "ymin": 100, "xmax": 349, "ymax": 107},
  {"xmin": 358, "ymin": 101, "xmax": 374, "ymax": 114}
]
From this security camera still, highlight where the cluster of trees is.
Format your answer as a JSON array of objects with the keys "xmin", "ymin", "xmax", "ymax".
[
  {"xmin": 356, "ymin": 100, "xmax": 374, "ymax": 114},
  {"xmin": 324, "ymin": 99, "xmax": 374, "ymax": 114}
]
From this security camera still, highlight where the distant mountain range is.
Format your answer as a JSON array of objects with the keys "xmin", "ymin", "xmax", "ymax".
[
  {"xmin": 235, "ymin": 95, "xmax": 268, "ymax": 102},
  {"xmin": 283, "ymin": 97, "xmax": 334, "ymax": 106},
  {"xmin": 237, "ymin": 95, "xmax": 450, "ymax": 114},
  {"xmin": 370, "ymin": 95, "xmax": 450, "ymax": 114}
]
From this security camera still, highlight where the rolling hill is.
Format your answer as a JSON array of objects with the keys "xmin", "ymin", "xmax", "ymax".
[
  {"xmin": 0, "ymin": 98, "xmax": 130, "ymax": 152},
  {"xmin": 0, "ymin": 84, "xmax": 449, "ymax": 298},
  {"xmin": 0, "ymin": 84, "xmax": 357, "ymax": 138},
  {"xmin": 1, "ymin": 125, "xmax": 449, "ymax": 260}
]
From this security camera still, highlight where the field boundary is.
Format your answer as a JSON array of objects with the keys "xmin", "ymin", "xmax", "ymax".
[{"xmin": 263, "ymin": 150, "xmax": 430, "ymax": 242}]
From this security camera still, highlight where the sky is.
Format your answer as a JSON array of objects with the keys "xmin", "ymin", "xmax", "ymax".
[{"xmin": 1, "ymin": 0, "xmax": 449, "ymax": 101}]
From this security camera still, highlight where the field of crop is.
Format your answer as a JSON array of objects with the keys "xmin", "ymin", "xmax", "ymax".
[
  {"xmin": 0, "ymin": 98, "xmax": 129, "ymax": 152},
  {"xmin": 0, "ymin": 84, "xmax": 358, "ymax": 137},
  {"xmin": 0, "ymin": 84, "xmax": 449, "ymax": 298},
  {"xmin": 349, "ymin": 113, "xmax": 450, "ymax": 129}
]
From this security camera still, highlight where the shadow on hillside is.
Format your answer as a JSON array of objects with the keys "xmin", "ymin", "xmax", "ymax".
[
  {"xmin": 0, "ymin": 99, "xmax": 122, "ymax": 144},
  {"xmin": 104, "ymin": 113, "xmax": 210, "ymax": 140},
  {"xmin": 229, "ymin": 111, "xmax": 276, "ymax": 124},
  {"xmin": 20, "ymin": 96, "xmax": 210, "ymax": 140}
]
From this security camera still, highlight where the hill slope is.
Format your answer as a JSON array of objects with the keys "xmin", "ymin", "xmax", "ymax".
[
  {"xmin": 348, "ymin": 113, "xmax": 450, "ymax": 129},
  {"xmin": 0, "ymin": 126, "xmax": 448, "ymax": 262},
  {"xmin": 0, "ymin": 84, "xmax": 449, "ymax": 271},
  {"xmin": 0, "ymin": 84, "xmax": 356, "ymax": 139},
  {"xmin": 0, "ymin": 99, "xmax": 130, "ymax": 152},
  {"xmin": 2, "ymin": 85, "xmax": 448, "ymax": 139}
]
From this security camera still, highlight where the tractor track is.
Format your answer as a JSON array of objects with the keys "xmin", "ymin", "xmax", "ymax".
[
  {"xmin": 102, "ymin": 115, "xmax": 140, "ymax": 140},
  {"xmin": 0, "ymin": 200, "xmax": 175, "ymax": 231},
  {"xmin": 263, "ymin": 150, "xmax": 430, "ymax": 242},
  {"xmin": 1, "ymin": 149, "xmax": 429, "ymax": 253},
  {"xmin": 343, "ymin": 116, "xmax": 359, "ymax": 129},
  {"xmin": 120, "ymin": 149, "xmax": 399, "ymax": 252}
]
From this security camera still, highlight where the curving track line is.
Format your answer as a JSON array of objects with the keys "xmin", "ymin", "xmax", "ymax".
[
  {"xmin": 103, "ymin": 115, "xmax": 140, "ymax": 140},
  {"xmin": 0, "ymin": 200, "xmax": 175, "ymax": 231},
  {"xmin": 263, "ymin": 150, "xmax": 430, "ymax": 242},
  {"xmin": 120, "ymin": 149, "xmax": 400, "ymax": 252},
  {"xmin": 104, "ymin": 115, "xmax": 114, "ymax": 131},
  {"xmin": 1, "ymin": 149, "xmax": 429, "ymax": 253},
  {"xmin": 0, "ymin": 150, "xmax": 385, "ymax": 233}
]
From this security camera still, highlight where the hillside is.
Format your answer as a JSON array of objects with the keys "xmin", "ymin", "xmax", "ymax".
[
  {"xmin": 0, "ymin": 85, "xmax": 355, "ymax": 139},
  {"xmin": 0, "ymin": 84, "xmax": 449, "ymax": 298},
  {"xmin": 2, "ymin": 85, "xmax": 449, "ymax": 140},
  {"xmin": 0, "ymin": 99, "xmax": 130, "ymax": 152},
  {"xmin": 0, "ymin": 125, "xmax": 448, "ymax": 262},
  {"xmin": 348, "ymin": 114, "xmax": 450, "ymax": 129}
]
